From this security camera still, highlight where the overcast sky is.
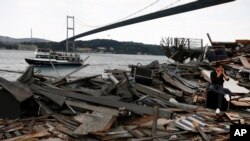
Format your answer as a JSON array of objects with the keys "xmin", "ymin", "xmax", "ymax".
[{"xmin": 0, "ymin": 0, "xmax": 249, "ymax": 45}]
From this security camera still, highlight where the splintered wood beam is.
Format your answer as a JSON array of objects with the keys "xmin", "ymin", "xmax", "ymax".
[
  {"xmin": 65, "ymin": 100, "xmax": 120, "ymax": 116},
  {"xmin": 152, "ymin": 106, "xmax": 159, "ymax": 138},
  {"xmin": 2, "ymin": 131, "xmax": 50, "ymax": 141},
  {"xmin": 31, "ymin": 84, "xmax": 173, "ymax": 118},
  {"xmin": 161, "ymin": 72, "xmax": 196, "ymax": 94},
  {"xmin": 192, "ymin": 121, "xmax": 211, "ymax": 141},
  {"xmin": 131, "ymin": 131, "xmax": 189, "ymax": 141},
  {"xmin": 123, "ymin": 126, "xmax": 142, "ymax": 138},
  {"xmin": 133, "ymin": 83, "xmax": 174, "ymax": 105},
  {"xmin": 239, "ymin": 56, "xmax": 250, "ymax": 69},
  {"xmin": 53, "ymin": 63, "xmax": 89, "ymax": 86}
]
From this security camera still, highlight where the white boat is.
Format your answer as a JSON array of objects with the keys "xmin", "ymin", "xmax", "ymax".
[{"xmin": 25, "ymin": 48, "xmax": 83, "ymax": 66}]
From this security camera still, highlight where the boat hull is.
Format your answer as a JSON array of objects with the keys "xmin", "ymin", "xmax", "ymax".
[{"xmin": 25, "ymin": 58, "xmax": 82, "ymax": 66}]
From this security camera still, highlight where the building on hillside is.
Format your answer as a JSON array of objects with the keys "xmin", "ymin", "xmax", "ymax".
[
  {"xmin": 18, "ymin": 44, "xmax": 37, "ymax": 51},
  {"xmin": 97, "ymin": 47, "xmax": 106, "ymax": 53},
  {"xmin": 109, "ymin": 47, "xmax": 114, "ymax": 51},
  {"xmin": 76, "ymin": 47, "xmax": 92, "ymax": 53},
  {"xmin": 0, "ymin": 47, "xmax": 7, "ymax": 50}
]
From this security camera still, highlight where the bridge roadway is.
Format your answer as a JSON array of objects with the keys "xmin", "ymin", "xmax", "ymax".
[{"xmin": 60, "ymin": 0, "xmax": 235, "ymax": 43}]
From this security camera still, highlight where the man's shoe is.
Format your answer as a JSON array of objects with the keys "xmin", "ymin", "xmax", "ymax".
[
  {"xmin": 215, "ymin": 108, "xmax": 220, "ymax": 114},
  {"xmin": 224, "ymin": 94, "xmax": 230, "ymax": 101}
]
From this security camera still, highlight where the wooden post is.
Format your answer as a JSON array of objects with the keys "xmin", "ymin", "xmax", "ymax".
[
  {"xmin": 152, "ymin": 106, "xmax": 159, "ymax": 138},
  {"xmin": 192, "ymin": 121, "xmax": 211, "ymax": 141}
]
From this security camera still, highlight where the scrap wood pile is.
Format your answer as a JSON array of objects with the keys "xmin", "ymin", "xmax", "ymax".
[
  {"xmin": 205, "ymin": 37, "xmax": 250, "ymax": 108},
  {"xmin": 215, "ymin": 55, "xmax": 250, "ymax": 89},
  {"xmin": 0, "ymin": 60, "xmax": 250, "ymax": 141},
  {"xmin": 206, "ymin": 36, "xmax": 250, "ymax": 82}
]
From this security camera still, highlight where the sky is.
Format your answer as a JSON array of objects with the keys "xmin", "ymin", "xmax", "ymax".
[{"xmin": 0, "ymin": 0, "xmax": 249, "ymax": 45}]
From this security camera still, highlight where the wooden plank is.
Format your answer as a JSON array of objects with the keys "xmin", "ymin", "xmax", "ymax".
[
  {"xmin": 0, "ymin": 133, "xmax": 3, "ymax": 140},
  {"xmin": 19, "ymin": 115, "xmax": 49, "ymax": 122},
  {"xmin": 47, "ymin": 121, "xmax": 77, "ymax": 139},
  {"xmin": 52, "ymin": 115, "xmax": 78, "ymax": 131},
  {"xmin": 0, "ymin": 119, "xmax": 19, "ymax": 131},
  {"xmin": 62, "ymin": 74, "xmax": 102, "ymax": 88},
  {"xmin": 169, "ymin": 98, "xmax": 199, "ymax": 110},
  {"xmin": 122, "ymin": 73, "xmax": 142, "ymax": 98},
  {"xmin": 123, "ymin": 126, "xmax": 142, "ymax": 138},
  {"xmin": 0, "ymin": 69, "xmax": 23, "ymax": 74},
  {"xmin": 53, "ymin": 63, "xmax": 89, "ymax": 85},
  {"xmin": 2, "ymin": 131, "xmax": 50, "ymax": 141},
  {"xmin": 80, "ymin": 87, "xmax": 103, "ymax": 97},
  {"xmin": 35, "ymin": 99, "xmax": 54, "ymax": 115},
  {"xmin": 152, "ymin": 106, "xmax": 159, "ymax": 138},
  {"xmin": 73, "ymin": 112, "xmax": 116, "ymax": 136},
  {"xmin": 192, "ymin": 121, "xmax": 211, "ymax": 141},
  {"xmin": 0, "ymin": 122, "xmax": 22, "ymax": 133},
  {"xmin": 27, "ymin": 119, "xmax": 35, "ymax": 131},
  {"xmin": 130, "ymin": 131, "xmax": 189, "ymax": 141},
  {"xmin": 139, "ymin": 118, "xmax": 173, "ymax": 131},
  {"xmin": 55, "ymin": 126, "xmax": 78, "ymax": 139},
  {"xmin": 0, "ymin": 77, "xmax": 33, "ymax": 102},
  {"xmin": 161, "ymin": 72, "xmax": 196, "ymax": 94},
  {"xmin": 60, "ymin": 114, "xmax": 81, "ymax": 125},
  {"xmin": 36, "ymin": 99, "xmax": 79, "ymax": 130},
  {"xmin": 164, "ymin": 86, "xmax": 183, "ymax": 97},
  {"xmin": 133, "ymin": 83, "xmax": 174, "ymax": 104},
  {"xmin": 225, "ymin": 112, "xmax": 242, "ymax": 122},
  {"xmin": 104, "ymin": 69, "xmax": 130, "ymax": 74},
  {"xmin": 108, "ymin": 73, "xmax": 119, "ymax": 85},
  {"xmin": 53, "ymin": 115, "xmax": 79, "ymax": 127},
  {"xmin": 238, "ymin": 83, "xmax": 250, "ymax": 89},
  {"xmin": 31, "ymin": 84, "xmax": 173, "ymax": 118},
  {"xmin": 4, "ymin": 133, "xmax": 12, "ymax": 139},
  {"xmin": 239, "ymin": 56, "xmax": 250, "ymax": 69},
  {"xmin": 100, "ymin": 126, "xmax": 139, "ymax": 140},
  {"xmin": 231, "ymin": 101, "xmax": 250, "ymax": 107},
  {"xmin": 127, "ymin": 115, "xmax": 153, "ymax": 125},
  {"xmin": 31, "ymin": 84, "xmax": 66, "ymax": 106},
  {"xmin": 180, "ymin": 72, "xmax": 201, "ymax": 76},
  {"xmin": 13, "ymin": 131, "xmax": 22, "ymax": 136},
  {"xmin": 66, "ymin": 100, "xmax": 119, "ymax": 116}
]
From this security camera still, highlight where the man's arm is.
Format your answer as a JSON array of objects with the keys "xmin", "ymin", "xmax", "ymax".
[{"xmin": 221, "ymin": 68, "xmax": 229, "ymax": 81}]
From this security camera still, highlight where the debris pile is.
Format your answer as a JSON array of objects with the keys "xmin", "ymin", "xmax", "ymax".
[{"xmin": 0, "ymin": 58, "xmax": 250, "ymax": 140}]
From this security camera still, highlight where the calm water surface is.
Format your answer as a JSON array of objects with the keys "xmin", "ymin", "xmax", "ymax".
[{"xmin": 0, "ymin": 50, "xmax": 169, "ymax": 81}]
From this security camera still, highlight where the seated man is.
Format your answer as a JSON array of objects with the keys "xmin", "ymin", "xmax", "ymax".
[{"xmin": 208, "ymin": 63, "xmax": 231, "ymax": 114}]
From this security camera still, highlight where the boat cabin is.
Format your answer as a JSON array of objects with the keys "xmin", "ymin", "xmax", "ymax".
[
  {"xmin": 25, "ymin": 48, "xmax": 83, "ymax": 66},
  {"xmin": 34, "ymin": 48, "xmax": 81, "ymax": 62}
]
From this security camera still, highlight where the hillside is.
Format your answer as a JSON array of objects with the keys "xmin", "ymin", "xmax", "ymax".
[
  {"xmin": 0, "ymin": 35, "xmax": 51, "ymax": 45},
  {"xmin": 74, "ymin": 39, "xmax": 164, "ymax": 55},
  {"xmin": 0, "ymin": 36, "xmax": 165, "ymax": 55}
]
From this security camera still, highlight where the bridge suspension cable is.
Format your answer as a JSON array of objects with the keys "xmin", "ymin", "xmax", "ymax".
[
  {"xmin": 60, "ymin": 0, "xmax": 235, "ymax": 43},
  {"xmin": 74, "ymin": 0, "xmax": 162, "ymax": 29},
  {"xmin": 74, "ymin": 0, "xmax": 184, "ymax": 29}
]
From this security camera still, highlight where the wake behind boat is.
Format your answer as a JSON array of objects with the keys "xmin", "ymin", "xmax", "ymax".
[{"xmin": 25, "ymin": 48, "xmax": 83, "ymax": 66}]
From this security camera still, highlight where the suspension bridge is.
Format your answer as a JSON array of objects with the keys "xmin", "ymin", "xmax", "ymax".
[{"xmin": 61, "ymin": 0, "xmax": 235, "ymax": 44}]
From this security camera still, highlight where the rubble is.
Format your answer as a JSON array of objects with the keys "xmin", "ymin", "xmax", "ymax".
[{"xmin": 1, "ymin": 39, "xmax": 250, "ymax": 140}]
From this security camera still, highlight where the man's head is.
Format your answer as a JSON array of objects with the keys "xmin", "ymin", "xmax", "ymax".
[{"xmin": 215, "ymin": 63, "xmax": 223, "ymax": 71}]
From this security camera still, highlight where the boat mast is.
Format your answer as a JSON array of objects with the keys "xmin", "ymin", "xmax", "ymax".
[{"xmin": 66, "ymin": 16, "xmax": 75, "ymax": 52}]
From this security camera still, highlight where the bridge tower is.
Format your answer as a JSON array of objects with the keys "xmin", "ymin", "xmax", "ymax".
[{"xmin": 66, "ymin": 16, "xmax": 75, "ymax": 52}]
